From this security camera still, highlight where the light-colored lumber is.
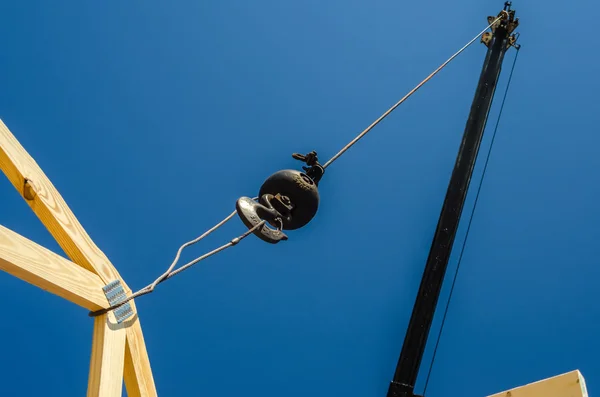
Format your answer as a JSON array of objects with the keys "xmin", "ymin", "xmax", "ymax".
[
  {"xmin": 124, "ymin": 315, "xmax": 158, "ymax": 397},
  {"xmin": 0, "ymin": 118, "xmax": 124, "ymax": 282},
  {"xmin": 0, "ymin": 224, "xmax": 109, "ymax": 311},
  {"xmin": 0, "ymin": 119, "xmax": 157, "ymax": 396},
  {"xmin": 87, "ymin": 313, "xmax": 127, "ymax": 397},
  {"xmin": 487, "ymin": 369, "xmax": 587, "ymax": 397}
]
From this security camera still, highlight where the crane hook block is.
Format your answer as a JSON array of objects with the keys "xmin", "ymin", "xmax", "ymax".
[
  {"xmin": 236, "ymin": 151, "xmax": 323, "ymax": 244},
  {"xmin": 258, "ymin": 169, "xmax": 320, "ymax": 230}
]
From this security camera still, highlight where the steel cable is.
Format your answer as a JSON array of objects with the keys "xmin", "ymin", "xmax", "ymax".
[
  {"xmin": 89, "ymin": 205, "xmax": 264, "ymax": 317},
  {"xmin": 91, "ymin": 17, "xmax": 505, "ymax": 317},
  {"xmin": 323, "ymin": 16, "xmax": 503, "ymax": 169}
]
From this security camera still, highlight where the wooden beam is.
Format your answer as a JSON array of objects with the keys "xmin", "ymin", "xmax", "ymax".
[
  {"xmin": 0, "ymin": 119, "xmax": 124, "ymax": 282},
  {"xmin": 87, "ymin": 313, "xmax": 127, "ymax": 397},
  {"xmin": 124, "ymin": 314, "xmax": 158, "ymax": 397},
  {"xmin": 0, "ymin": 119, "xmax": 157, "ymax": 396},
  {"xmin": 487, "ymin": 370, "xmax": 588, "ymax": 397},
  {"xmin": 0, "ymin": 224, "xmax": 109, "ymax": 311}
]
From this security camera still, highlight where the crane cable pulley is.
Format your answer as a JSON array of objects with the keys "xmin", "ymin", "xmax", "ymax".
[{"xmin": 89, "ymin": 13, "xmax": 510, "ymax": 318}]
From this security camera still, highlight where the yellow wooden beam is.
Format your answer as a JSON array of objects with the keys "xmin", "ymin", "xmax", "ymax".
[
  {"xmin": 87, "ymin": 313, "xmax": 127, "ymax": 397},
  {"xmin": 124, "ymin": 316, "xmax": 157, "ymax": 397},
  {"xmin": 0, "ymin": 224, "xmax": 109, "ymax": 311},
  {"xmin": 0, "ymin": 119, "xmax": 124, "ymax": 281},
  {"xmin": 487, "ymin": 370, "xmax": 588, "ymax": 397},
  {"xmin": 0, "ymin": 119, "xmax": 157, "ymax": 396}
]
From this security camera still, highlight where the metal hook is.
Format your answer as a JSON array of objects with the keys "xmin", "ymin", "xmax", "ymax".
[{"xmin": 236, "ymin": 195, "xmax": 289, "ymax": 244}]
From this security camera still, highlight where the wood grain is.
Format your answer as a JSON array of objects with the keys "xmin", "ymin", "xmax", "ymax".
[
  {"xmin": 0, "ymin": 119, "xmax": 124, "ymax": 282},
  {"xmin": 0, "ymin": 224, "xmax": 109, "ymax": 311},
  {"xmin": 124, "ymin": 312, "xmax": 158, "ymax": 397},
  {"xmin": 0, "ymin": 119, "xmax": 157, "ymax": 396},
  {"xmin": 487, "ymin": 370, "xmax": 587, "ymax": 397},
  {"xmin": 87, "ymin": 313, "xmax": 127, "ymax": 397}
]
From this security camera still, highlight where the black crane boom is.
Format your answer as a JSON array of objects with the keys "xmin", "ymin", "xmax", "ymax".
[{"xmin": 386, "ymin": 4, "xmax": 519, "ymax": 397}]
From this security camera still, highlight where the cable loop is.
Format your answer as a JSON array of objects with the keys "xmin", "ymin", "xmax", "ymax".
[{"xmin": 89, "ymin": 203, "xmax": 261, "ymax": 317}]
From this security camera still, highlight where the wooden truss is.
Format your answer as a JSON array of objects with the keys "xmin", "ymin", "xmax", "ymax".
[
  {"xmin": 0, "ymin": 118, "xmax": 156, "ymax": 396},
  {"xmin": 0, "ymin": 119, "xmax": 589, "ymax": 396}
]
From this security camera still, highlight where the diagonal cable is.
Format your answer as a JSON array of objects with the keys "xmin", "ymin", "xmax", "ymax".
[{"xmin": 323, "ymin": 16, "xmax": 504, "ymax": 169}]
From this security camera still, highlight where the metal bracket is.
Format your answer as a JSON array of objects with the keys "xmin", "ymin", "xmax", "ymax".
[
  {"xmin": 482, "ymin": 31, "xmax": 520, "ymax": 49},
  {"xmin": 102, "ymin": 280, "xmax": 134, "ymax": 323},
  {"xmin": 482, "ymin": 6, "xmax": 520, "ymax": 49},
  {"xmin": 387, "ymin": 381, "xmax": 416, "ymax": 397},
  {"xmin": 483, "ymin": 2, "xmax": 519, "ymax": 45},
  {"xmin": 481, "ymin": 31, "xmax": 493, "ymax": 47}
]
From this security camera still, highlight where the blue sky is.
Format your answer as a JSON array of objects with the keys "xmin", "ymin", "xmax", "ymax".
[{"xmin": 1, "ymin": 1, "xmax": 598, "ymax": 396}]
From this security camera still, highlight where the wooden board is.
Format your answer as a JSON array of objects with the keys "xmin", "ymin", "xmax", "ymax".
[
  {"xmin": 124, "ymin": 315, "xmax": 158, "ymax": 397},
  {"xmin": 0, "ymin": 224, "xmax": 109, "ymax": 311},
  {"xmin": 0, "ymin": 119, "xmax": 157, "ymax": 396},
  {"xmin": 0, "ymin": 119, "xmax": 124, "ymax": 282},
  {"xmin": 487, "ymin": 370, "xmax": 588, "ymax": 397},
  {"xmin": 87, "ymin": 313, "xmax": 127, "ymax": 397}
]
